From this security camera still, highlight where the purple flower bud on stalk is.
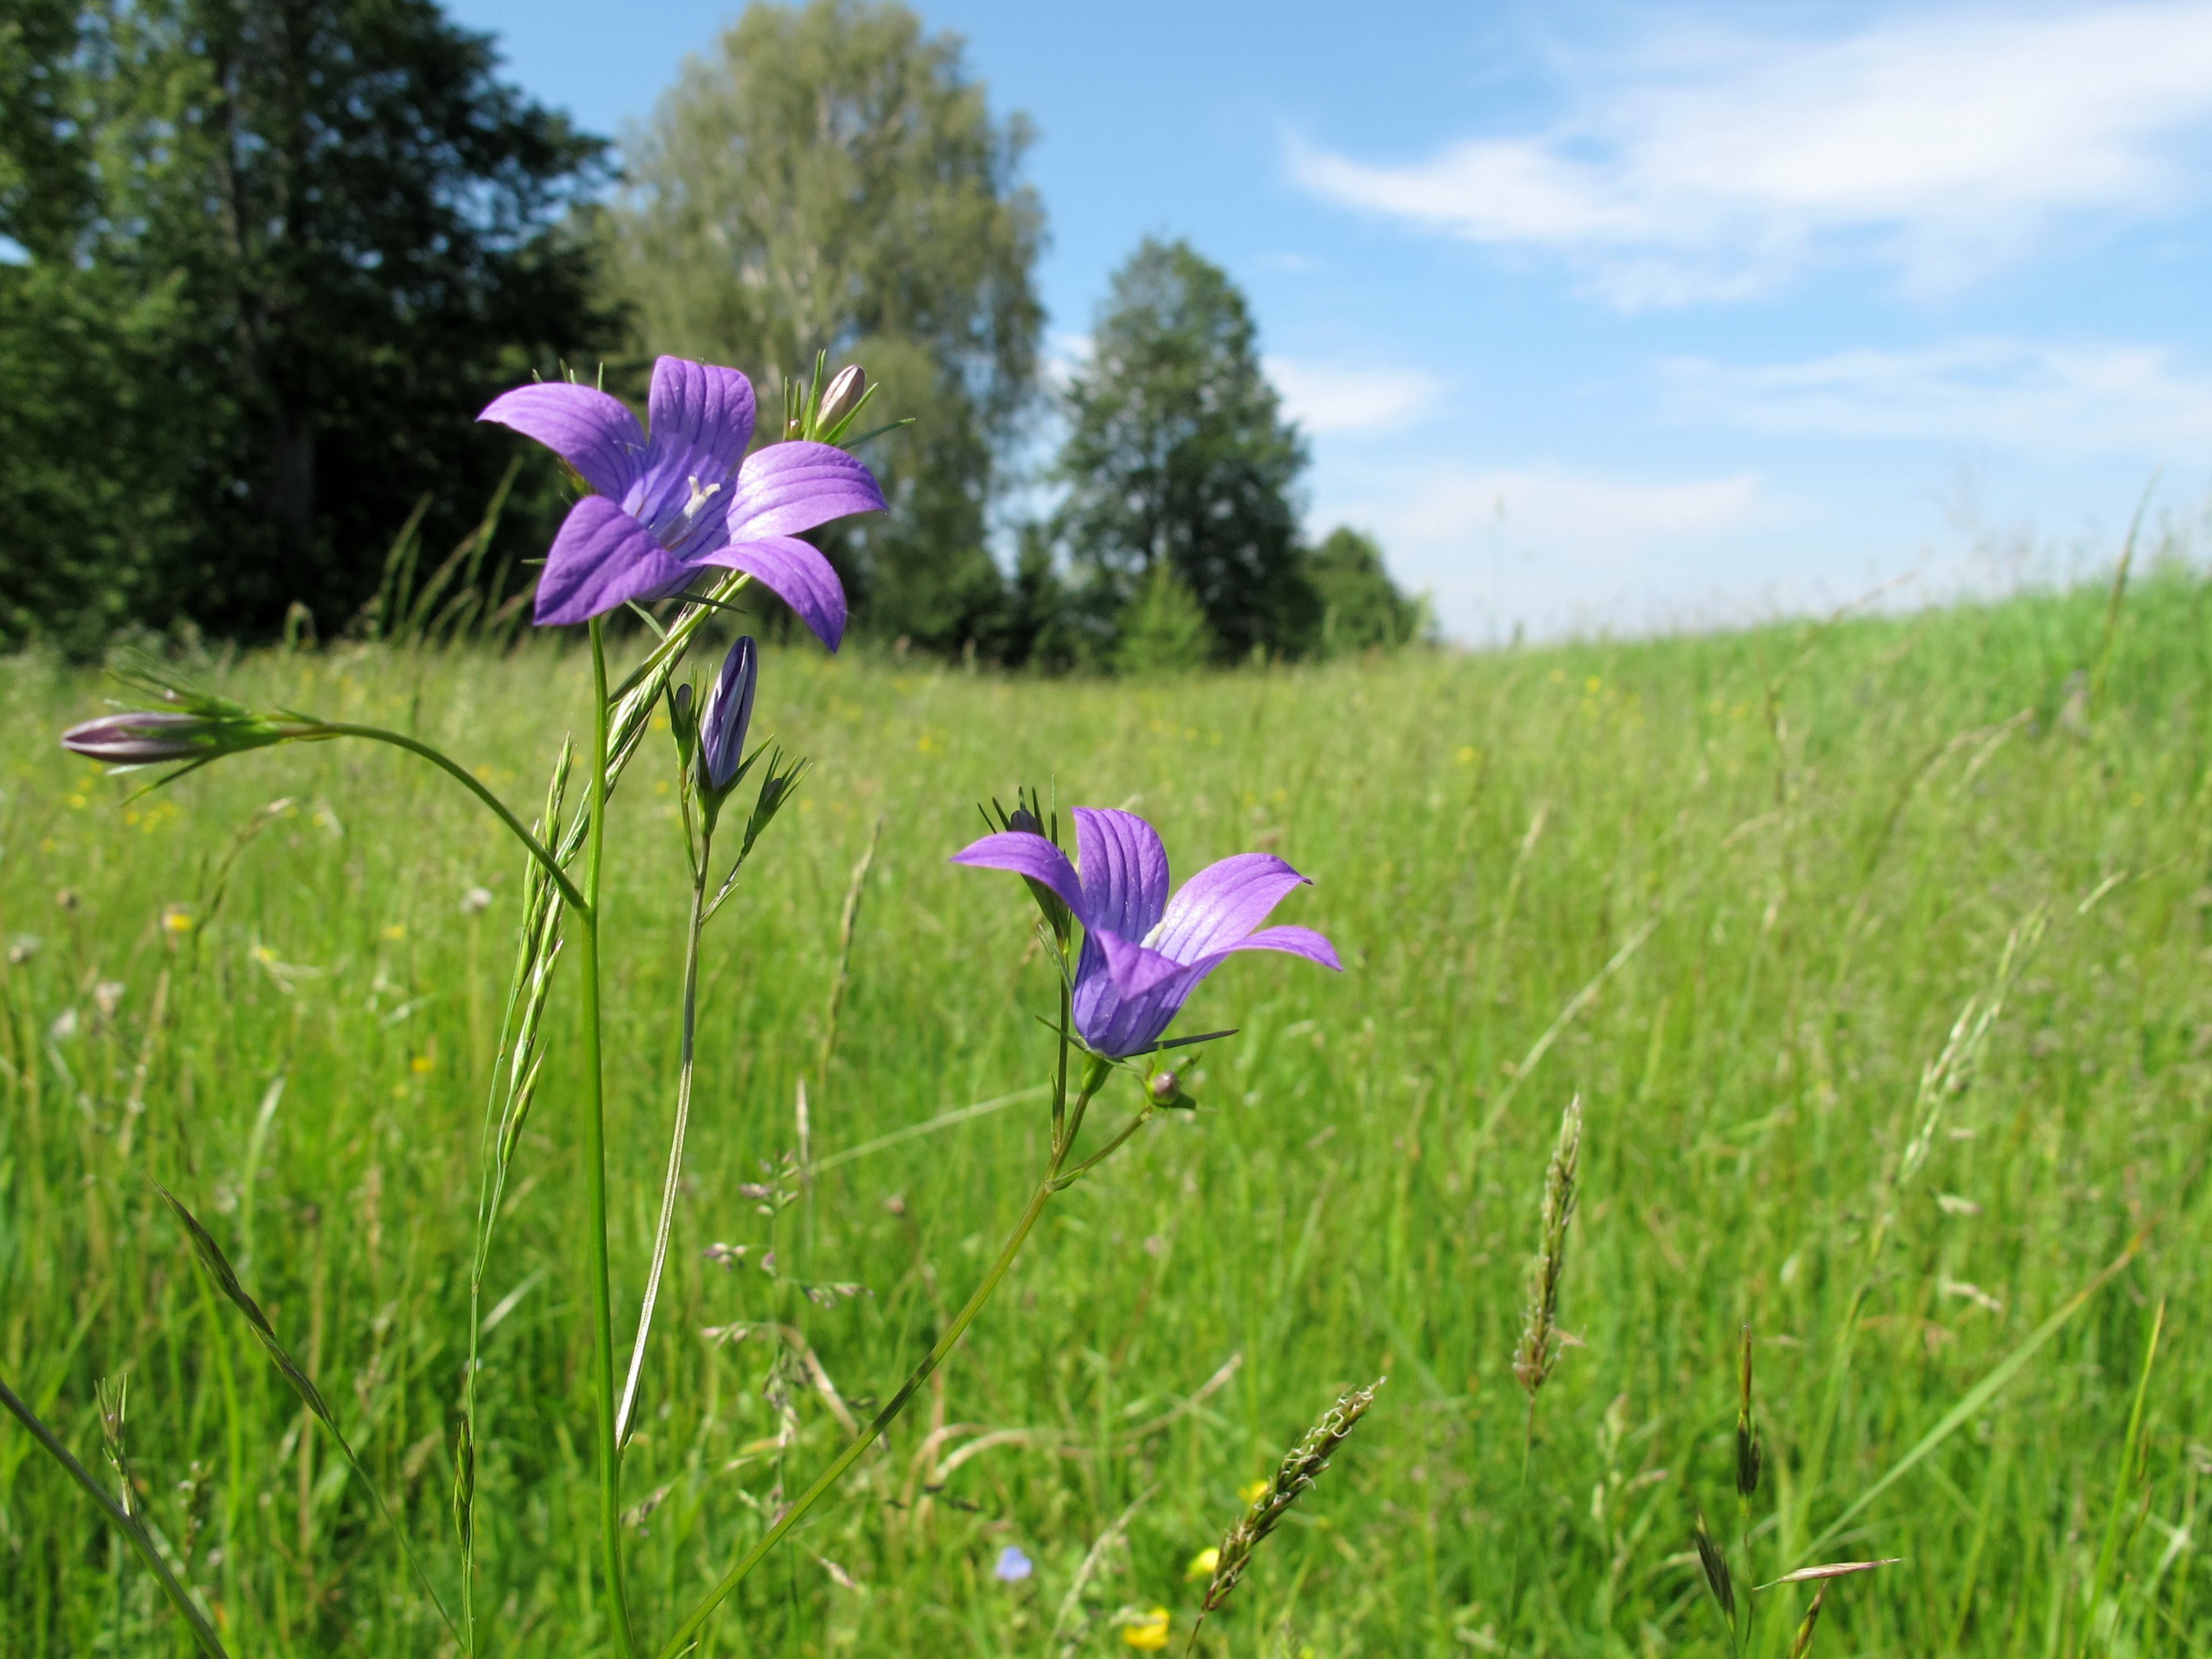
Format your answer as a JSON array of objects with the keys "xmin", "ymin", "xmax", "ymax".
[
  {"xmin": 697, "ymin": 636, "xmax": 759, "ymax": 793},
  {"xmin": 817, "ymin": 364, "xmax": 867, "ymax": 432},
  {"xmin": 1150, "ymin": 1071, "xmax": 1180, "ymax": 1103},
  {"xmin": 61, "ymin": 710, "xmax": 215, "ymax": 765}
]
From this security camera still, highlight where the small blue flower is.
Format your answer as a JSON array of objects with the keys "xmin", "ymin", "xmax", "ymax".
[{"xmin": 994, "ymin": 1544, "xmax": 1034, "ymax": 1583}]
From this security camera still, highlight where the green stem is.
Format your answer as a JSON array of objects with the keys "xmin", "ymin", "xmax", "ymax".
[
  {"xmin": 1503, "ymin": 1395, "xmax": 1536, "ymax": 1655},
  {"xmin": 1050, "ymin": 1102, "xmax": 1153, "ymax": 1188},
  {"xmin": 311, "ymin": 722, "xmax": 587, "ymax": 913},
  {"xmin": 578, "ymin": 621, "xmax": 635, "ymax": 1657},
  {"xmin": 618, "ymin": 843, "xmax": 710, "ymax": 1447},
  {"xmin": 656, "ymin": 1062, "xmax": 1108, "ymax": 1659},
  {"xmin": 0, "ymin": 1373, "xmax": 230, "ymax": 1659}
]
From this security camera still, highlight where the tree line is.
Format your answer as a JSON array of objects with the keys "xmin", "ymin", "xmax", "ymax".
[{"xmin": 0, "ymin": 0, "xmax": 1422, "ymax": 665}]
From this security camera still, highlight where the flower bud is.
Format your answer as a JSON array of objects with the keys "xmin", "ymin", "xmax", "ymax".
[
  {"xmin": 697, "ymin": 636, "xmax": 759, "ymax": 794},
  {"xmin": 61, "ymin": 710, "xmax": 214, "ymax": 765},
  {"xmin": 1008, "ymin": 804, "xmax": 1043, "ymax": 836},
  {"xmin": 817, "ymin": 364, "xmax": 866, "ymax": 432},
  {"xmin": 1150, "ymin": 1071, "xmax": 1180, "ymax": 1103}
]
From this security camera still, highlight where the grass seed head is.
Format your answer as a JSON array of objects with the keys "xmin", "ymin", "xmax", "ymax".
[
  {"xmin": 1513, "ymin": 1095, "xmax": 1583, "ymax": 1400},
  {"xmin": 1694, "ymin": 1514, "xmax": 1737, "ymax": 1627},
  {"xmin": 1788, "ymin": 1584, "xmax": 1828, "ymax": 1659},
  {"xmin": 1735, "ymin": 1323, "xmax": 1762, "ymax": 1500},
  {"xmin": 1193, "ymin": 1375, "xmax": 1385, "ymax": 1633}
]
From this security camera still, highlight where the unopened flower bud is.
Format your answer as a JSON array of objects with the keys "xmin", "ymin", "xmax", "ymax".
[
  {"xmin": 1150, "ymin": 1071, "xmax": 1180, "ymax": 1103},
  {"xmin": 1009, "ymin": 805, "xmax": 1043, "ymax": 836},
  {"xmin": 817, "ymin": 364, "xmax": 866, "ymax": 432},
  {"xmin": 61, "ymin": 710, "xmax": 212, "ymax": 765},
  {"xmin": 697, "ymin": 636, "xmax": 759, "ymax": 793}
]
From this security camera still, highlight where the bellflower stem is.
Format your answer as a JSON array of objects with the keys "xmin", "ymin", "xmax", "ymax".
[
  {"xmin": 618, "ymin": 839, "xmax": 711, "ymax": 1446},
  {"xmin": 656, "ymin": 1055, "xmax": 1112, "ymax": 1658},
  {"xmin": 310, "ymin": 723, "xmax": 588, "ymax": 914},
  {"xmin": 578, "ymin": 621, "xmax": 635, "ymax": 1657}
]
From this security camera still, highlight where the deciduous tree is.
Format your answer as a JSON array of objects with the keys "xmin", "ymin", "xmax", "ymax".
[
  {"xmin": 1054, "ymin": 236, "xmax": 1316, "ymax": 663},
  {"xmin": 610, "ymin": 0, "xmax": 1044, "ymax": 652},
  {"xmin": 0, "ymin": 0, "xmax": 610, "ymax": 649}
]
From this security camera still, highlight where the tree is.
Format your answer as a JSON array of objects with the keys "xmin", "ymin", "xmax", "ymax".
[
  {"xmin": 610, "ymin": 0, "xmax": 1044, "ymax": 652},
  {"xmin": 1306, "ymin": 526, "xmax": 1424, "ymax": 654},
  {"xmin": 1054, "ymin": 237, "xmax": 1316, "ymax": 663},
  {"xmin": 0, "ymin": 0, "xmax": 611, "ymax": 650}
]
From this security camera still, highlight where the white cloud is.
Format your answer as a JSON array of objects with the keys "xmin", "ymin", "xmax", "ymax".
[
  {"xmin": 1312, "ymin": 462, "xmax": 1773, "ymax": 638},
  {"xmin": 1666, "ymin": 339, "xmax": 2212, "ymax": 456},
  {"xmin": 1264, "ymin": 356, "xmax": 1447, "ymax": 435},
  {"xmin": 1289, "ymin": 3, "xmax": 2212, "ymax": 304}
]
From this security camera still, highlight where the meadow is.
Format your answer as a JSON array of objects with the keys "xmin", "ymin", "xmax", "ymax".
[{"xmin": 2, "ymin": 568, "xmax": 2208, "ymax": 1658}]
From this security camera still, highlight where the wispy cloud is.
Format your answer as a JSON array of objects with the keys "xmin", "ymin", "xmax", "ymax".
[
  {"xmin": 1666, "ymin": 339, "xmax": 2212, "ymax": 456},
  {"xmin": 1314, "ymin": 462, "xmax": 1772, "ymax": 637},
  {"xmin": 1265, "ymin": 356, "xmax": 1447, "ymax": 435},
  {"xmin": 1289, "ymin": 3, "xmax": 2212, "ymax": 304}
]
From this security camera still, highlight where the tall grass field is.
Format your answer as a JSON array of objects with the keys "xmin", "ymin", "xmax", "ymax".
[{"xmin": 4, "ymin": 571, "xmax": 2209, "ymax": 1657}]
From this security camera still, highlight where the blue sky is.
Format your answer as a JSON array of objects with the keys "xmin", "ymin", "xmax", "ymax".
[{"xmin": 449, "ymin": 0, "xmax": 2212, "ymax": 642}]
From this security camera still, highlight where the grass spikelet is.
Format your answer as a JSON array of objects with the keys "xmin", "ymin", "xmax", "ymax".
[
  {"xmin": 1186, "ymin": 1376, "xmax": 1385, "ymax": 1652},
  {"xmin": 1787, "ymin": 1583, "xmax": 1827, "ymax": 1658},
  {"xmin": 1694, "ymin": 1513, "xmax": 1737, "ymax": 1630},
  {"xmin": 1513, "ymin": 1095, "xmax": 1582, "ymax": 1400}
]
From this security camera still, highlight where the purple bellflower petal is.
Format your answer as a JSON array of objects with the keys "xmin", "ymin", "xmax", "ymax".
[
  {"xmin": 694, "ymin": 534, "xmax": 851, "ymax": 652},
  {"xmin": 1072, "ymin": 808, "xmax": 1171, "ymax": 942},
  {"xmin": 1146, "ymin": 853, "xmax": 1313, "ymax": 964},
  {"xmin": 956, "ymin": 805, "xmax": 1337, "ymax": 1060},
  {"xmin": 1072, "ymin": 934, "xmax": 1193, "ymax": 1059},
  {"xmin": 478, "ymin": 382, "xmax": 647, "ymax": 502},
  {"xmin": 698, "ymin": 635, "xmax": 759, "ymax": 791},
  {"xmin": 720, "ymin": 442, "xmax": 889, "ymax": 543},
  {"xmin": 631, "ymin": 357, "xmax": 759, "ymax": 558},
  {"xmin": 533, "ymin": 496, "xmax": 690, "ymax": 627},
  {"xmin": 1095, "ymin": 930, "xmax": 1186, "ymax": 1000},
  {"xmin": 951, "ymin": 831, "xmax": 1087, "ymax": 921},
  {"xmin": 1223, "ymin": 924, "xmax": 1342, "ymax": 970}
]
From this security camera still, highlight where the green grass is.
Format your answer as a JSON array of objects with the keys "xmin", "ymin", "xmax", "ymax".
[{"xmin": 4, "ymin": 568, "xmax": 2210, "ymax": 1657}]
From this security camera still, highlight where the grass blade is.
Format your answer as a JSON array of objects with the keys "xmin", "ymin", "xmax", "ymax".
[
  {"xmin": 1798, "ymin": 1228, "xmax": 2148, "ymax": 1564},
  {"xmin": 156, "ymin": 1183, "xmax": 462, "ymax": 1642},
  {"xmin": 0, "ymin": 1371, "xmax": 230, "ymax": 1659}
]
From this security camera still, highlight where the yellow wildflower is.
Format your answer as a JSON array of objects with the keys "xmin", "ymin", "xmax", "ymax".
[
  {"xmin": 161, "ymin": 906, "xmax": 193, "ymax": 935},
  {"xmin": 1185, "ymin": 1547, "xmax": 1219, "ymax": 1581},
  {"xmin": 382, "ymin": 924, "xmax": 405, "ymax": 941},
  {"xmin": 410, "ymin": 1055, "xmax": 435, "ymax": 1075},
  {"xmin": 1239, "ymin": 1478, "xmax": 1271, "ymax": 1506},
  {"xmin": 1122, "ymin": 1608, "xmax": 1171, "ymax": 1651}
]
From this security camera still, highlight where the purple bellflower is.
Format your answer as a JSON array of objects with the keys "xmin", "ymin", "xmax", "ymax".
[
  {"xmin": 954, "ymin": 807, "xmax": 1341, "ymax": 1059},
  {"xmin": 478, "ymin": 356, "xmax": 885, "ymax": 644}
]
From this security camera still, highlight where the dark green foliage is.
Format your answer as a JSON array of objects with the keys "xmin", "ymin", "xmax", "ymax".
[
  {"xmin": 1306, "ymin": 525, "xmax": 1424, "ymax": 654},
  {"xmin": 1055, "ymin": 236, "xmax": 1317, "ymax": 663},
  {"xmin": 610, "ymin": 0, "xmax": 1044, "ymax": 654},
  {"xmin": 0, "ymin": 0, "xmax": 612, "ymax": 651}
]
